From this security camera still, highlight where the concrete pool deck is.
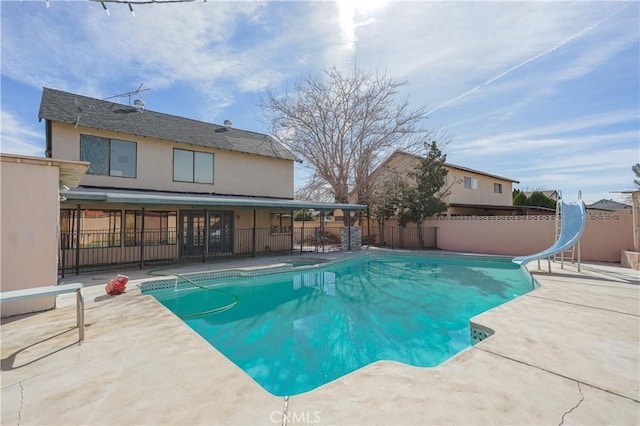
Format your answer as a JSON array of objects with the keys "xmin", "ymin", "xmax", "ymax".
[{"xmin": 1, "ymin": 254, "xmax": 639, "ymax": 425}]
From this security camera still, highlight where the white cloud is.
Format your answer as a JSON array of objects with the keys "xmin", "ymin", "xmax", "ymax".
[
  {"xmin": 1, "ymin": 2, "xmax": 268, "ymax": 107},
  {"xmin": 1, "ymin": 0, "xmax": 637, "ymax": 203},
  {"xmin": 0, "ymin": 111, "xmax": 45, "ymax": 156}
]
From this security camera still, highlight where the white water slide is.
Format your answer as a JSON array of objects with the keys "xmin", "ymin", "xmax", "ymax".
[{"xmin": 512, "ymin": 199, "xmax": 587, "ymax": 269}]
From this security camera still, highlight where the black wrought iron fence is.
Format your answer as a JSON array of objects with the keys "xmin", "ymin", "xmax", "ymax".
[
  {"xmin": 58, "ymin": 225, "xmax": 437, "ymax": 276},
  {"xmin": 59, "ymin": 226, "xmax": 344, "ymax": 276}
]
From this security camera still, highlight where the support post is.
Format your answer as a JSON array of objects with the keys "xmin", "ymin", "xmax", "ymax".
[
  {"xmin": 61, "ymin": 234, "xmax": 66, "ymax": 278},
  {"xmin": 139, "ymin": 208, "xmax": 146, "ymax": 269},
  {"xmin": 203, "ymin": 209, "xmax": 208, "ymax": 263},
  {"xmin": 290, "ymin": 210, "xmax": 295, "ymax": 255},
  {"xmin": 633, "ymin": 191, "xmax": 640, "ymax": 252},
  {"xmin": 75, "ymin": 204, "xmax": 81, "ymax": 275},
  {"xmin": 348, "ymin": 211, "xmax": 352, "ymax": 251},
  {"xmin": 320, "ymin": 210, "xmax": 325, "ymax": 253},
  {"xmin": 252, "ymin": 209, "xmax": 257, "ymax": 258},
  {"xmin": 577, "ymin": 241, "xmax": 581, "ymax": 272},
  {"xmin": 367, "ymin": 206, "xmax": 371, "ymax": 245},
  {"xmin": 300, "ymin": 214, "xmax": 305, "ymax": 254}
]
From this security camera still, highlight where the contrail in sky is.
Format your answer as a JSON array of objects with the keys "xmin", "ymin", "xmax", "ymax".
[{"xmin": 426, "ymin": 3, "xmax": 632, "ymax": 116}]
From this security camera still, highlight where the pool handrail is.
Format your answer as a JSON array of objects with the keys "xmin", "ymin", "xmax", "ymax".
[{"xmin": 0, "ymin": 283, "xmax": 85, "ymax": 341}]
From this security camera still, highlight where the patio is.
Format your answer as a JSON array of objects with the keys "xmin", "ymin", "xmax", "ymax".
[{"xmin": 1, "ymin": 254, "xmax": 638, "ymax": 425}]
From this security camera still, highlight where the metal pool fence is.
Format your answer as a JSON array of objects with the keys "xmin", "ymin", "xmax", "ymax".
[{"xmin": 58, "ymin": 225, "xmax": 437, "ymax": 276}]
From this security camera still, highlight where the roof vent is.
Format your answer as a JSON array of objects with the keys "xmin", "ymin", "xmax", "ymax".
[
  {"xmin": 133, "ymin": 99, "xmax": 145, "ymax": 112},
  {"xmin": 223, "ymin": 119, "xmax": 232, "ymax": 129}
]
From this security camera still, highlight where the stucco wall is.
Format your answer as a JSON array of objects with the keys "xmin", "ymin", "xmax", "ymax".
[
  {"xmin": 371, "ymin": 210, "xmax": 633, "ymax": 263},
  {"xmin": 1, "ymin": 161, "xmax": 60, "ymax": 317},
  {"xmin": 51, "ymin": 122, "xmax": 294, "ymax": 198}
]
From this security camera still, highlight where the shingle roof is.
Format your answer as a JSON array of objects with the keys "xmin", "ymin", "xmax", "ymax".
[
  {"xmin": 38, "ymin": 87, "xmax": 298, "ymax": 162},
  {"xmin": 586, "ymin": 199, "xmax": 631, "ymax": 211}
]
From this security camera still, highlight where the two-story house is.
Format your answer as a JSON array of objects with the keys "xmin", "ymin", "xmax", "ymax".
[
  {"xmin": 39, "ymin": 88, "xmax": 364, "ymax": 273},
  {"xmin": 369, "ymin": 150, "xmax": 521, "ymax": 216}
]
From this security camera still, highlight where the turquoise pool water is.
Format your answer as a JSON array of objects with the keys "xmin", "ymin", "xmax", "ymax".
[{"xmin": 147, "ymin": 253, "xmax": 534, "ymax": 396}]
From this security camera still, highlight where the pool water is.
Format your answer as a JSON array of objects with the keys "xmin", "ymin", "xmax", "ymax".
[{"xmin": 148, "ymin": 254, "xmax": 534, "ymax": 396}]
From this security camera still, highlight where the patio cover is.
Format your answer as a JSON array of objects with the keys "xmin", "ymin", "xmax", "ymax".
[{"xmin": 60, "ymin": 187, "xmax": 367, "ymax": 211}]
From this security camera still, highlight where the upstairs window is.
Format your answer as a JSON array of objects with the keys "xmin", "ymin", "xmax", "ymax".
[
  {"xmin": 173, "ymin": 149, "xmax": 214, "ymax": 183},
  {"xmin": 494, "ymin": 183, "xmax": 503, "ymax": 193},
  {"xmin": 463, "ymin": 176, "xmax": 478, "ymax": 190},
  {"xmin": 80, "ymin": 135, "xmax": 137, "ymax": 178}
]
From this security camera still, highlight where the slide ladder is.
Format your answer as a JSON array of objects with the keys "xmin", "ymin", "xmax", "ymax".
[
  {"xmin": 513, "ymin": 191, "xmax": 586, "ymax": 272},
  {"xmin": 553, "ymin": 199, "xmax": 575, "ymax": 267}
]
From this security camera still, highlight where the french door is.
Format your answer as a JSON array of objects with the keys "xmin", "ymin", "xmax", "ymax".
[{"xmin": 179, "ymin": 210, "xmax": 234, "ymax": 257}]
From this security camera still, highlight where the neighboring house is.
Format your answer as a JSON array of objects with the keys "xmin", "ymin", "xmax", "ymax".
[
  {"xmin": 368, "ymin": 150, "xmax": 523, "ymax": 216},
  {"xmin": 586, "ymin": 199, "xmax": 632, "ymax": 211},
  {"xmin": 39, "ymin": 88, "xmax": 364, "ymax": 273}
]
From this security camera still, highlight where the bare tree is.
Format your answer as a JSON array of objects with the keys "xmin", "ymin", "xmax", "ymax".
[{"xmin": 261, "ymin": 67, "xmax": 443, "ymax": 221}]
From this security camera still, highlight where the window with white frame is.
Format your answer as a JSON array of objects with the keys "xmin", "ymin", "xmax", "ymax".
[
  {"xmin": 463, "ymin": 176, "xmax": 478, "ymax": 190},
  {"xmin": 81, "ymin": 134, "xmax": 137, "ymax": 178},
  {"xmin": 173, "ymin": 149, "xmax": 214, "ymax": 183},
  {"xmin": 494, "ymin": 183, "xmax": 503, "ymax": 193}
]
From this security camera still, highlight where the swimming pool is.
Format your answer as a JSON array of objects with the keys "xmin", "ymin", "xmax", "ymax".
[{"xmin": 143, "ymin": 252, "xmax": 535, "ymax": 396}]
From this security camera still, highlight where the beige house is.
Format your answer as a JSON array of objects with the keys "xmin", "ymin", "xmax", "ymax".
[
  {"xmin": 369, "ymin": 150, "xmax": 522, "ymax": 216},
  {"xmin": 39, "ymin": 88, "xmax": 364, "ymax": 274}
]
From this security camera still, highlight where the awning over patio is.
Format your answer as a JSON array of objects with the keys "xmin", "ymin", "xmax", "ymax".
[{"xmin": 61, "ymin": 187, "xmax": 367, "ymax": 211}]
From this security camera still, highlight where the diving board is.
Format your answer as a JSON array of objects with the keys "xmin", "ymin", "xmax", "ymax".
[{"xmin": 513, "ymin": 199, "xmax": 586, "ymax": 270}]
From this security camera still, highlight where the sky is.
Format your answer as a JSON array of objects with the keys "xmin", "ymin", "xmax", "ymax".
[{"xmin": 1, "ymin": 0, "xmax": 638, "ymax": 205}]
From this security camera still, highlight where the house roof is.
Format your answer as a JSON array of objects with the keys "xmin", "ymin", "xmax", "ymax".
[
  {"xmin": 377, "ymin": 150, "xmax": 520, "ymax": 183},
  {"xmin": 38, "ymin": 87, "xmax": 298, "ymax": 162},
  {"xmin": 61, "ymin": 187, "xmax": 367, "ymax": 211},
  {"xmin": 586, "ymin": 199, "xmax": 631, "ymax": 211}
]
